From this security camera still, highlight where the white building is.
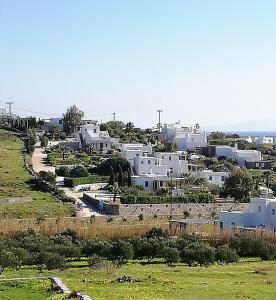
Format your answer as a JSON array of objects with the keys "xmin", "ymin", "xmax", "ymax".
[
  {"xmin": 76, "ymin": 120, "xmax": 118, "ymax": 154},
  {"xmin": 120, "ymin": 144, "xmax": 153, "ymax": 168},
  {"xmin": 194, "ymin": 170, "xmax": 228, "ymax": 186},
  {"xmin": 0, "ymin": 107, "xmax": 7, "ymax": 118},
  {"xmin": 215, "ymin": 144, "xmax": 262, "ymax": 167},
  {"xmin": 219, "ymin": 192, "xmax": 276, "ymax": 229},
  {"xmin": 162, "ymin": 122, "xmax": 207, "ymax": 150},
  {"xmin": 155, "ymin": 152, "xmax": 188, "ymax": 177},
  {"xmin": 120, "ymin": 143, "xmax": 189, "ymax": 191},
  {"xmin": 251, "ymin": 136, "xmax": 274, "ymax": 145}
]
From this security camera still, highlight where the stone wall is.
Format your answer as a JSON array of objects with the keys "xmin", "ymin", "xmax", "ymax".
[
  {"xmin": 83, "ymin": 193, "xmax": 120, "ymax": 215},
  {"xmin": 119, "ymin": 202, "xmax": 248, "ymax": 219}
]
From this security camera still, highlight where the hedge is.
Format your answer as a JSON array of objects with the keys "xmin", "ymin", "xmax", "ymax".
[
  {"xmin": 120, "ymin": 192, "xmax": 215, "ymax": 204},
  {"xmin": 64, "ymin": 175, "xmax": 109, "ymax": 187}
]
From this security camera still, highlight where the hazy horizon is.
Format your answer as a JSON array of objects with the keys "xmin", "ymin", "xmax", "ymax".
[{"xmin": 1, "ymin": 1, "xmax": 276, "ymax": 129}]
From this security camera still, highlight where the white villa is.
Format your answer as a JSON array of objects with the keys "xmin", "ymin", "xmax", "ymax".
[
  {"xmin": 194, "ymin": 170, "xmax": 228, "ymax": 186},
  {"xmin": 162, "ymin": 122, "xmax": 207, "ymax": 150},
  {"xmin": 76, "ymin": 120, "xmax": 118, "ymax": 154},
  {"xmin": 120, "ymin": 143, "xmax": 189, "ymax": 192},
  {"xmin": 215, "ymin": 144, "xmax": 262, "ymax": 167},
  {"xmin": 219, "ymin": 192, "xmax": 276, "ymax": 229}
]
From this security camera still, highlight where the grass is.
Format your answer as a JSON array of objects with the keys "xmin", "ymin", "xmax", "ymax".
[
  {"xmin": 2, "ymin": 259, "xmax": 276, "ymax": 299},
  {"xmin": 0, "ymin": 279, "xmax": 65, "ymax": 300},
  {"xmin": 0, "ymin": 129, "xmax": 75, "ymax": 219}
]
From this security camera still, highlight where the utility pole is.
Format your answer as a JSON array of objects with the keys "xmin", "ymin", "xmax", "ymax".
[
  {"xmin": 5, "ymin": 101, "xmax": 14, "ymax": 125},
  {"xmin": 113, "ymin": 112, "xmax": 116, "ymax": 122},
  {"xmin": 156, "ymin": 109, "xmax": 162, "ymax": 132}
]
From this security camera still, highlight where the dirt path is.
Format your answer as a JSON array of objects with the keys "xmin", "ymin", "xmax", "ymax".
[{"xmin": 31, "ymin": 146, "xmax": 55, "ymax": 173}]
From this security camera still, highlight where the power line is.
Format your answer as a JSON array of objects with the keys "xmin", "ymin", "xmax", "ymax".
[{"xmin": 13, "ymin": 107, "xmax": 114, "ymax": 118}]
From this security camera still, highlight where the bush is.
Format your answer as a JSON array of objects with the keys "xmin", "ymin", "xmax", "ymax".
[
  {"xmin": 162, "ymin": 246, "xmax": 180, "ymax": 266},
  {"xmin": 64, "ymin": 175, "xmax": 109, "ymax": 187},
  {"xmin": 120, "ymin": 192, "xmax": 215, "ymax": 204},
  {"xmin": 144, "ymin": 228, "xmax": 169, "ymax": 239},
  {"xmin": 87, "ymin": 254, "xmax": 104, "ymax": 270},
  {"xmin": 138, "ymin": 213, "xmax": 144, "ymax": 221},
  {"xmin": 215, "ymin": 245, "xmax": 239, "ymax": 264},
  {"xmin": 70, "ymin": 166, "xmax": 89, "ymax": 178},
  {"xmin": 180, "ymin": 242, "xmax": 215, "ymax": 267},
  {"xmin": 110, "ymin": 240, "xmax": 134, "ymax": 264},
  {"xmin": 55, "ymin": 166, "xmax": 70, "ymax": 177}
]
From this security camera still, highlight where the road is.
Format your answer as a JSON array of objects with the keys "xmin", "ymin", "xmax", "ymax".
[
  {"xmin": 31, "ymin": 146, "xmax": 101, "ymax": 217},
  {"xmin": 31, "ymin": 146, "xmax": 55, "ymax": 173}
]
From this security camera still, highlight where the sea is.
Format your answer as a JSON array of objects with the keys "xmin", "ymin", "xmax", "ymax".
[{"xmin": 223, "ymin": 131, "xmax": 276, "ymax": 137}]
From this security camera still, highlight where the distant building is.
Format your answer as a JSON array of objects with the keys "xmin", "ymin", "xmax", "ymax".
[
  {"xmin": 162, "ymin": 122, "xmax": 207, "ymax": 150},
  {"xmin": 219, "ymin": 192, "xmax": 276, "ymax": 229},
  {"xmin": 215, "ymin": 144, "xmax": 262, "ymax": 167},
  {"xmin": 194, "ymin": 170, "xmax": 228, "ymax": 186},
  {"xmin": 76, "ymin": 120, "xmax": 118, "ymax": 154}
]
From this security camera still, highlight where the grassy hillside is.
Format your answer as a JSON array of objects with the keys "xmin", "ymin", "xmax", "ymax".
[
  {"xmin": 0, "ymin": 129, "xmax": 75, "ymax": 218},
  {"xmin": 2, "ymin": 259, "xmax": 276, "ymax": 300}
]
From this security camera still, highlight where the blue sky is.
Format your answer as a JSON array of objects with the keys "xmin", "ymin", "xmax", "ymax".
[{"xmin": 1, "ymin": 0, "xmax": 276, "ymax": 129}]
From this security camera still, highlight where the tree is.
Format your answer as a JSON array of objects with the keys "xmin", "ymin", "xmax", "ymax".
[
  {"xmin": 109, "ymin": 166, "xmax": 115, "ymax": 186},
  {"xmin": 25, "ymin": 129, "xmax": 37, "ymax": 153},
  {"xmin": 162, "ymin": 247, "xmax": 180, "ymax": 266},
  {"xmin": 125, "ymin": 122, "xmax": 134, "ymax": 134},
  {"xmin": 0, "ymin": 251, "xmax": 18, "ymax": 275},
  {"xmin": 215, "ymin": 245, "xmax": 239, "ymax": 264},
  {"xmin": 70, "ymin": 166, "xmax": 89, "ymax": 178},
  {"xmin": 62, "ymin": 105, "xmax": 84, "ymax": 136},
  {"xmin": 39, "ymin": 135, "xmax": 48, "ymax": 148},
  {"xmin": 118, "ymin": 164, "xmax": 124, "ymax": 186},
  {"xmin": 221, "ymin": 169, "xmax": 254, "ymax": 201},
  {"xmin": 127, "ymin": 168, "xmax": 132, "ymax": 187},
  {"xmin": 38, "ymin": 171, "xmax": 56, "ymax": 184}
]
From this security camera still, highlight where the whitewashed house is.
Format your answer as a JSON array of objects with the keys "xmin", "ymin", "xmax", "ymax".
[
  {"xmin": 215, "ymin": 144, "xmax": 262, "ymax": 167},
  {"xmin": 219, "ymin": 192, "xmax": 276, "ymax": 229},
  {"xmin": 162, "ymin": 122, "xmax": 207, "ymax": 150},
  {"xmin": 194, "ymin": 170, "xmax": 228, "ymax": 186},
  {"xmin": 252, "ymin": 136, "xmax": 274, "ymax": 145},
  {"xmin": 120, "ymin": 143, "xmax": 153, "ymax": 169},
  {"xmin": 76, "ymin": 120, "xmax": 118, "ymax": 154},
  {"xmin": 120, "ymin": 143, "xmax": 189, "ymax": 192}
]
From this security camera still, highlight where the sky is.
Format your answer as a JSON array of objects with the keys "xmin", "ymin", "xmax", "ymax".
[{"xmin": 1, "ymin": 0, "xmax": 276, "ymax": 130}]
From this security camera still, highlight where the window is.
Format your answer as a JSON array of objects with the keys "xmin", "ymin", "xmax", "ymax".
[
  {"xmin": 221, "ymin": 176, "xmax": 225, "ymax": 181},
  {"xmin": 59, "ymin": 120, "xmax": 63, "ymax": 124},
  {"xmin": 169, "ymin": 156, "xmax": 172, "ymax": 161},
  {"xmin": 160, "ymin": 181, "xmax": 163, "ymax": 187},
  {"xmin": 136, "ymin": 154, "xmax": 139, "ymax": 157},
  {"xmin": 94, "ymin": 129, "xmax": 97, "ymax": 133},
  {"xmin": 141, "ymin": 161, "xmax": 144, "ymax": 164},
  {"xmin": 145, "ymin": 181, "xmax": 149, "ymax": 187},
  {"xmin": 148, "ymin": 160, "xmax": 151, "ymax": 164},
  {"xmin": 209, "ymin": 176, "xmax": 213, "ymax": 181},
  {"xmin": 258, "ymin": 206, "xmax": 261, "ymax": 212},
  {"xmin": 162, "ymin": 156, "xmax": 164, "ymax": 159},
  {"xmin": 272, "ymin": 209, "xmax": 275, "ymax": 216}
]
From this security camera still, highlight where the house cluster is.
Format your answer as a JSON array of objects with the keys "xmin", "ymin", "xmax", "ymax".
[
  {"xmin": 119, "ymin": 143, "xmax": 227, "ymax": 192},
  {"xmin": 219, "ymin": 190, "xmax": 276, "ymax": 229},
  {"xmin": 245, "ymin": 136, "xmax": 276, "ymax": 145},
  {"xmin": 200, "ymin": 144, "xmax": 271, "ymax": 170},
  {"xmin": 161, "ymin": 122, "xmax": 207, "ymax": 150},
  {"xmin": 43, "ymin": 118, "xmax": 119, "ymax": 154}
]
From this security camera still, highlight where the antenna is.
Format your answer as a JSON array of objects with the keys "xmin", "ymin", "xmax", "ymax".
[
  {"xmin": 113, "ymin": 112, "xmax": 116, "ymax": 122},
  {"xmin": 156, "ymin": 109, "xmax": 162, "ymax": 132},
  {"xmin": 6, "ymin": 101, "xmax": 14, "ymax": 118}
]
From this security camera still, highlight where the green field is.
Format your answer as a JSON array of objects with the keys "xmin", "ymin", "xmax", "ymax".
[
  {"xmin": 2, "ymin": 259, "xmax": 276, "ymax": 300},
  {"xmin": 0, "ymin": 279, "xmax": 65, "ymax": 300},
  {"xmin": 0, "ymin": 129, "xmax": 75, "ymax": 218}
]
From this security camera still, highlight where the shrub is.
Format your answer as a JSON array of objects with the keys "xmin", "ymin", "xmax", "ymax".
[
  {"xmin": 110, "ymin": 240, "xmax": 134, "ymax": 264},
  {"xmin": 180, "ymin": 242, "xmax": 215, "ymax": 267},
  {"xmin": 55, "ymin": 166, "xmax": 70, "ymax": 177},
  {"xmin": 215, "ymin": 245, "xmax": 239, "ymax": 264},
  {"xmin": 144, "ymin": 228, "xmax": 169, "ymax": 239},
  {"xmin": 162, "ymin": 246, "xmax": 180, "ymax": 266},
  {"xmin": 88, "ymin": 254, "xmax": 104, "ymax": 270},
  {"xmin": 138, "ymin": 213, "xmax": 144, "ymax": 221},
  {"xmin": 70, "ymin": 166, "xmax": 89, "ymax": 178},
  {"xmin": 64, "ymin": 175, "xmax": 109, "ymax": 187}
]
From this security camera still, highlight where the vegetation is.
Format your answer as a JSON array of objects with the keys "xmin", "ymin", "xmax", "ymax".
[
  {"xmin": 120, "ymin": 192, "xmax": 215, "ymax": 204},
  {"xmin": 0, "ymin": 129, "xmax": 75, "ymax": 218},
  {"xmin": 62, "ymin": 105, "xmax": 84, "ymax": 136},
  {"xmin": 64, "ymin": 175, "xmax": 109, "ymax": 187}
]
